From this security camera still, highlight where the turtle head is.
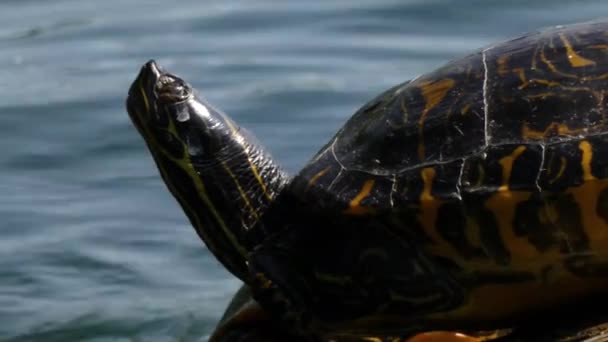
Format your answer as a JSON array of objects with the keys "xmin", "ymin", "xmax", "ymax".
[{"xmin": 126, "ymin": 60, "xmax": 289, "ymax": 280}]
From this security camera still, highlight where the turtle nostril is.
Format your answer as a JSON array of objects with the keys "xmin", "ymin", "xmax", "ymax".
[
  {"xmin": 155, "ymin": 74, "xmax": 191, "ymax": 103},
  {"xmin": 158, "ymin": 74, "xmax": 174, "ymax": 86}
]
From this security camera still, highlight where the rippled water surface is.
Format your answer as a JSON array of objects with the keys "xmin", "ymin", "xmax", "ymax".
[{"xmin": 2, "ymin": 1, "xmax": 608, "ymax": 340}]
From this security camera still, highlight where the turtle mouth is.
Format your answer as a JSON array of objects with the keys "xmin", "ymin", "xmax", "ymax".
[
  {"xmin": 126, "ymin": 60, "xmax": 161, "ymax": 122},
  {"xmin": 126, "ymin": 60, "xmax": 193, "ymax": 131},
  {"xmin": 142, "ymin": 60, "xmax": 192, "ymax": 104}
]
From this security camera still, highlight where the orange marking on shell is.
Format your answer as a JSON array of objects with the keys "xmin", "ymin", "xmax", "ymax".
[
  {"xmin": 420, "ymin": 167, "xmax": 436, "ymax": 202},
  {"xmin": 521, "ymin": 122, "xmax": 585, "ymax": 140},
  {"xmin": 485, "ymin": 146, "xmax": 537, "ymax": 260},
  {"xmin": 498, "ymin": 146, "xmax": 526, "ymax": 192},
  {"xmin": 406, "ymin": 331, "xmax": 483, "ymax": 342},
  {"xmin": 460, "ymin": 103, "xmax": 471, "ymax": 115},
  {"xmin": 448, "ymin": 144, "xmax": 608, "ymax": 326},
  {"xmin": 579, "ymin": 140, "xmax": 596, "ymax": 181},
  {"xmin": 344, "ymin": 179, "xmax": 375, "ymax": 215},
  {"xmin": 559, "ymin": 33, "xmax": 596, "ymax": 67},
  {"xmin": 548, "ymin": 156, "xmax": 567, "ymax": 184},
  {"xmin": 530, "ymin": 79, "xmax": 561, "ymax": 87},
  {"xmin": 305, "ymin": 166, "xmax": 330, "ymax": 191},
  {"xmin": 418, "ymin": 167, "xmax": 456, "ymax": 258},
  {"xmin": 417, "ymin": 79, "xmax": 455, "ymax": 160},
  {"xmin": 485, "ymin": 190, "xmax": 537, "ymax": 261},
  {"xmin": 538, "ymin": 44, "xmax": 582, "ymax": 79},
  {"xmin": 418, "ymin": 168, "xmax": 438, "ymax": 214},
  {"xmin": 524, "ymin": 92, "xmax": 556, "ymax": 100},
  {"xmin": 574, "ymin": 141, "xmax": 608, "ymax": 252},
  {"xmin": 513, "ymin": 68, "xmax": 529, "ymax": 89},
  {"xmin": 540, "ymin": 46, "xmax": 559, "ymax": 73}
]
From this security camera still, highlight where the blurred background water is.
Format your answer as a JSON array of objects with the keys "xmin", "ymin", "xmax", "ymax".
[{"xmin": 1, "ymin": 1, "xmax": 608, "ymax": 341}]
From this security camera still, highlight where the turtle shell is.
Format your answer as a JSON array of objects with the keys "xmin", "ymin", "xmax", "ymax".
[{"xmin": 250, "ymin": 20, "xmax": 608, "ymax": 337}]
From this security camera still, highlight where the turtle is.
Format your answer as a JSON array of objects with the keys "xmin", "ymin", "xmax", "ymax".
[{"xmin": 126, "ymin": 19, "xmax": 608, "ymax": 341}]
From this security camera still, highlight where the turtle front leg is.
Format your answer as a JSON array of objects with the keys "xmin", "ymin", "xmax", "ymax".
[
  {"xmin": 210, "ymin": 284, "xmax": 322, "ymax": 342},
  {"xmin": 248, "ymin": 248, "xmax": 319, "ymax": 338}
]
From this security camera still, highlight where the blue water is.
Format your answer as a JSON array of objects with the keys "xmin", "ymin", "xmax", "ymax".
[{"xmin": 2, "ymin": 1, "xmax": 608, "ymax": 340}]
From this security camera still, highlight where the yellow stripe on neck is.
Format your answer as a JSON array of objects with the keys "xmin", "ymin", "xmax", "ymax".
[{"xmin": 136, "ymin": 87, "xmax": 249, "ymax": 263}]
